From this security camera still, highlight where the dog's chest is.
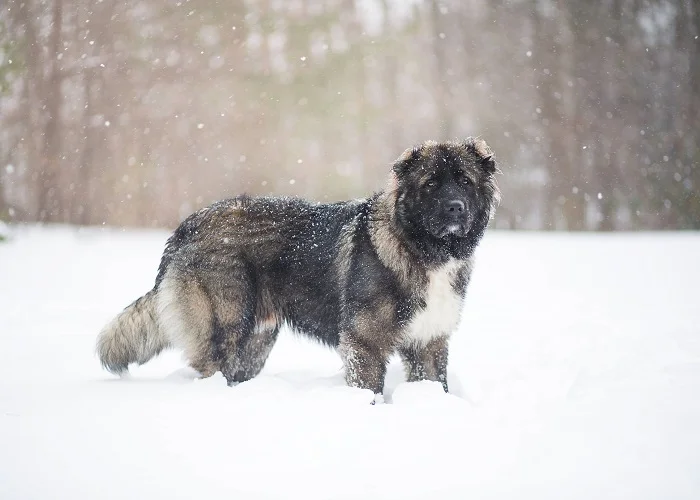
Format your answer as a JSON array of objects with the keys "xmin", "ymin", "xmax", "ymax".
[{"xmin": 403, "ymin": 260, "xmax": 464, "ymax": 344}]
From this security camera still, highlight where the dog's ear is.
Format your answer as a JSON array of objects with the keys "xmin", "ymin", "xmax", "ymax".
[
  {"xmin": 464, "ymin": 138, "xmax": 497, "ymax": 174},
  {"xmin": 392, "ymin": 144, "xmax": 423, "ymax": 176},
  {"xmin": 480, "ymin": 153, "xmax": 497, "ymax": 175}
]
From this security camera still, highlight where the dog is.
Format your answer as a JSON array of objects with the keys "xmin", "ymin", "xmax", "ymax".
[{"xmin": 97, "ymin": 138, "xmax": 500, "ymax": 394}]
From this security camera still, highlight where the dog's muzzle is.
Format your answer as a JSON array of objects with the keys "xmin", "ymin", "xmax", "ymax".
[{"xmin": 435, "ymin": 199, "xmax": 471, "ymax": 237}]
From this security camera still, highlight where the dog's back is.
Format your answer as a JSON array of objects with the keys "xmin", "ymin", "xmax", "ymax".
[{"xmin": 98, "ymin": 194, "xmax": 367, "ymax": 381}]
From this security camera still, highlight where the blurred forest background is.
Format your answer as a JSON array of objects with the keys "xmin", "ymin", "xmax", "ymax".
[{"xmin": 0, "ymin": 0, "xmax": 698, "ymax": 230}]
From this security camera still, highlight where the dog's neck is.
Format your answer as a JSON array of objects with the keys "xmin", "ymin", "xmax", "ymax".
[{"xmin": 367, "ymin": 191, "xmax": 417, "ymax": 285}]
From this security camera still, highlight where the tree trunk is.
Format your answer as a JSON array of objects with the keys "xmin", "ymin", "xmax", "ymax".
[
  {"xmin": 687, "ymin": 0, "xmax": 700, "ymax": 229},
  {"xmin": 567, "ymin": 0, "xmax": 600, "ymax": 230},
  {"xmin": 533, "ymin": 0, "xmax": 585, "ymax": 230},
  {"xmin": 38, "ymin": 0, "xmax": 65, "ymax": 223},
  {"xmin": 79, "ymin": 69, "xmax": 95, "ymax": 226},
  {"xmin": 381, "ymin": 0, "xmax": 402, "ymax": 156},
  {"xmin": 430, "ymin": 0, "xmax": 452, "ymax": 140},
  {"xmin": 691, "ymin": 1, "xmax": 700, "ymax": 133},
  {"xmin": 16, "ymin": 0, "xmax": 41, "ymax": 220},
  {"xmin": 596, "ymin": 0, "xmax": 623, "ymax": 231},
  {"xmin": 0, "ymin": 174, "xmax": 6, "ymax": 219}
]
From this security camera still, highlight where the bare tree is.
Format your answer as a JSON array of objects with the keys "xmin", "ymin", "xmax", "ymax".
[
  {"xmin": 36, "ymin": 0, "xmax": 65, "ymax": 222},
  {"xmin": 429, "ymin": 0, "xmax": 453, "ymax": 140},
  {"xmin": 531, "ymin": 0, "xmax": 585, "ymax": 229}
]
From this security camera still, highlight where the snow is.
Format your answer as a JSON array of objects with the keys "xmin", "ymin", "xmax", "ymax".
[{"xmin": 1, "ymin": 226, "xmax": 699, "ymax": 499}]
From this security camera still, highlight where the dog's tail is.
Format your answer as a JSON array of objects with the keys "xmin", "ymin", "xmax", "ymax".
[{"xmin": 96, "ymin": 289, "xmax": 170, "ymax": 375}]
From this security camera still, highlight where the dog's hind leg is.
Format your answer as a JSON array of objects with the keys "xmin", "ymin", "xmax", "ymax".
[
  {"xmin": 230, "ymin": 324, "xmax": 280, "ymax": 383},
  {"xmin": 205, "ymin": 263, "xmax": 258, "ymax": 386},
  {"xmin": 215, "ymin": 319, "xmax": 254, "ymax": 386},
  {"xmin": 189, "ymin": 355, "xmax": 218, "ymax": 378},
  {"xmin": 157, "ymin": 272, "xmax": 218, "ymax": 378}
]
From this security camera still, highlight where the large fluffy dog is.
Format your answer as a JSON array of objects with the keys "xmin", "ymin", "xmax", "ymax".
[{"xmin": 97, "ymin": 139, "xmax": 500, "ymax": 394}]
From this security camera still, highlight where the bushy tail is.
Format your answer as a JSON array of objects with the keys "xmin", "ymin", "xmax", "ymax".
[{"xmin": 96, "ymin": 290, "xmax": 170, "ymax": 375}]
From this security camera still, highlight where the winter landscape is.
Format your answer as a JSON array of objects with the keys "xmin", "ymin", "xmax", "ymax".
[
  {"xmin": 1, "ymin": 226, "xmax": 699, "ymax": 499},
  {"xmin": 2, "ymin": 1, "xmax": 699, "ymax": 499}
]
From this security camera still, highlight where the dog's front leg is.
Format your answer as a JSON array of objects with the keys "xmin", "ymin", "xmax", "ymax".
[{"xmin": 398, "ymin": 335, "xmax": 450, "ymax": 392}]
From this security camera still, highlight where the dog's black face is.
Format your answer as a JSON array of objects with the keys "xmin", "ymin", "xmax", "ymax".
[
  {"xmin": 414, "ymin": 153, "xmax": 476, "ymax": 238},
  {"xmin": 392, "ymin": 139, "xmax": 499, "ymax": 256}
]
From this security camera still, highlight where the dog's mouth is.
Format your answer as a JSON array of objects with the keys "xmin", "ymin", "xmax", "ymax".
[
  {"xmin": 421, "ymin": 209, "xmax": 473, "ymax": 239},
  {"xmin": 428, "ymin": 219, "xmax": 471, "ymax": 239},
  {"xmin": 436, "ymin": 223, "xmax": 467, "ymax": 238}
]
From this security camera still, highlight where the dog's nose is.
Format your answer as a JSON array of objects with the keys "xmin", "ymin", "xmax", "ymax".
[{"xmin": 444, "ymin": 200, "xmax": 465, "ymax": 214}]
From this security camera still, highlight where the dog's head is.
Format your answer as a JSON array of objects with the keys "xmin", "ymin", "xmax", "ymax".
[{"xmin": 389, "ymin": 138, "xmax": 500, "ymax": 253}]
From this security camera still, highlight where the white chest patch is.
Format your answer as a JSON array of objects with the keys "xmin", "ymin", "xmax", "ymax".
[{"xmin": 403, "ymin": 259, "xmax": 464, "ymax": 345}]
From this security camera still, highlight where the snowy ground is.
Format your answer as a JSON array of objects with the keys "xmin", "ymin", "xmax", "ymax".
[{"xmin": 1, "ymin": 226, "xmax": 699, "ymax": 499}]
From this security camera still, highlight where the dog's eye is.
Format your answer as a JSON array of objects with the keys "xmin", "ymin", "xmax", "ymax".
[
  {"xmin": 425, "ymin": 179, "xmax": 438, "ymax": 188},
  {"xmin": 460, "ymin": 176, "xmax": 472, "ymax": 186}
]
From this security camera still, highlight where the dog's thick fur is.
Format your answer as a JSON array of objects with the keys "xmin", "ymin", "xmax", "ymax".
[{"xmin": 97, "ymin": 139, "xmax": 500, "ymax": 394}]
